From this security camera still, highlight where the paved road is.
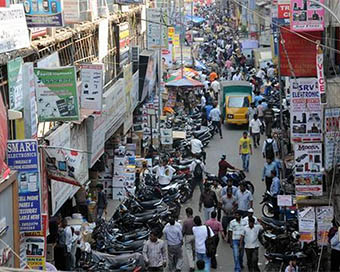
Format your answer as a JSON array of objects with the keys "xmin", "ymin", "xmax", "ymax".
[{"xmin": 178, "ymin": 124, "xmax": 267, "ymax": 272}]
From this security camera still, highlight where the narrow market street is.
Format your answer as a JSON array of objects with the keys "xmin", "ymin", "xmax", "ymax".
[{"xmin": 180, "ymin": 124, "xmax": 267, "ymax": 271}]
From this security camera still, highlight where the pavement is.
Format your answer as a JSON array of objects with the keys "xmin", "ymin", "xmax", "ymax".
[{"xmin": 106, "ymin": 123, "xmax": 268, "ymax": 271}]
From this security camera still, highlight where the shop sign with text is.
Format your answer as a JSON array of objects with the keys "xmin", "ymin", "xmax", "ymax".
[
  {"xmin": 8, "ymin": 57, "xmax": 23, "ymax": 110},
  {"xmin": 324, "ymin": 108, "xmax": 340, "ymax": 170},
  {"xmin": 316, "ymin": 46, "xmax": 326, "ymax": 104},
  {"xmin": 7, "ymin": 140, "xmax": 42, "ymax": 232}
]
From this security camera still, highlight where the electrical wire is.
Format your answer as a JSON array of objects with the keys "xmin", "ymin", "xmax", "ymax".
[{"xmin": 229, "ymin": 0, "xmax": 340, "ymax": 55}]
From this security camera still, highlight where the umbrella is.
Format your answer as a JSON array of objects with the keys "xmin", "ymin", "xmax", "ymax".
[
  {"xmin": 183, "ymin": 59, "xmax": 207, "ymax": 71},
  {"xmin": 168, "ymin": 68, "xmax": 199, "ymax": 81},
  {"xmin": 185, "ymin": 15, "xmax": 205, "ymax": 24},
  {"xmin": 165, "ymin": 76, "xmax": 204, "ymax": 88}
]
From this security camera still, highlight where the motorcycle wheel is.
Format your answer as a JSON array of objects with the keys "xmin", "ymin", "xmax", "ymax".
[
  {"xmin": 180, "ymin": 190, "xmax": 190, "ymax": 204},
  {"xmin": 244, "ymin": 180, "xmax": 255, "ymax": 194},
  {"xmin": 262, "ymin": 203, "xmax": 274, "ymax": 218}
]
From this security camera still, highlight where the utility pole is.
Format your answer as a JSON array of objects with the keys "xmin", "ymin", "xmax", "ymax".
[
  {"xmin": 180, "ymin": 0, "xmax": 184, "ymax": 78},
  {"xmin": 157, "ymin": 3, "xmax": 164, "ymax": 150}
]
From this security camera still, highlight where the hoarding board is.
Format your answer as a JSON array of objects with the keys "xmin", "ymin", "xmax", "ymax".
[
  {"xmin": 8, "ymin": 57, "xmax": 23, "ymax": 110},
  {"xmin": 146, "ymin": 8, "xmax": 168, "ymax": 49}
]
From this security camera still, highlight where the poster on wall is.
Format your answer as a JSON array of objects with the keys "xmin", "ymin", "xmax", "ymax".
[
  {"xmin": 131, "ymin": 71, "xmax": 139, "ymax": 111},
  {"xmin": 17, "ymin": 0, "xmax": 64, "ymax": 27},
  {"xmin": 298, "ymin": 206, "xmax": 315, "ymax": 242},
  {"xmin": 316, "ymin": 46, "xmax": 326, "ymax": 104},
  {"xmin": 0, "ymin": 5, "xmax": 30, "ymax": 54},
  {"xmin": 324, "ymin": 108, "xmax": 340, "ymax": 170},
  {"xmin": 146, "ymin": 8, "xmax": 169, "ymax": 49},
  {"xmin": 290, "ymin": 0, "xmax": 324, "ymax": 32},
  {"xmin": 290, "ymin": 78, "xmax": 322, "ymax": 142},
  {"xmin": 98, "ymin": 19, "xmax": 108, "ymax": 61},
  {"xmin": 119, "ymin": 22, "xmax": 130, "ymax": 67},
  {"xmin": 123, "ymin": 63, "xmax": 133, "ymax": 134},
  {"xmin": 7, "ymin": 140, "xmax": 42, "ymax": 232},
  {"xmin": 8, "ymin": 57, "xmax": 23, "ymax": 110},
  {"xmin": 316, "ymin": 206, "xmax": 333, "ymax": 246},
  {"xmin": 34, "ymin": 66, "xmax": 80, "ymax": 122},
  {"xmin": 79, "ymin": 63, "xmax": 104, "ymax": 113}
]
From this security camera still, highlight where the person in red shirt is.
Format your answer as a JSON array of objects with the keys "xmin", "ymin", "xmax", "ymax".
[
  {"xmin": 206, "ymin": 211, "xmax": 225, "ymax": 269},
  {"xmin": 218, "ymin": 155, "xmax": 238, "ymax": 178}
]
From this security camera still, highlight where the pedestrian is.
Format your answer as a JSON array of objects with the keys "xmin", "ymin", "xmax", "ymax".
[
  {"xmin": 235, "ymin": 183, "xmax": 253, "ymax": 218},
  {"xmin": 249, "ymin": 114, "xmax": 262, "ymax": 148},
  {"xmin": 200, "ymin": 94, "xmax": 207, "ymax": 109},
  {"xmin": 206, "ymin": 211, "xmax": 226, "ymax": 269},
  {"xmin": 209, "ymin": 70, "xmax": 218, "ymax": 82},
  {"xmin": 241, "ymin": 208, "xmax": 258, "ymax": 226},
  {"xmin": 262, "ymin": 135, "xmax": 279, "ymax": 160},
  {"xmin": 163, "ymin": 217, "xmax": 183, "ymax": 272},
  {"xmin": 256, "ymin": 100, "xmax": 264, "ymax": 122},
  {"xmin": 262, "ymin": 157, "xmax": 279, "ymax": 192},
  {"xmin": 211, "ymin": 179, "xmax": 223, "ymax": 221},
  {"xmin": 199, "ymin": 183, "xmax": 218, "ymax": 222},
  {"xmin": 263, "ymin": 104, "xmax": 274, "ymax": 137},
  {"xmin": 195, "ymin": 260, "xmax": 206, "ymax": 272},
  {"xmin": 60, "ymin": 218, "xmax": 73, "ymax": 271},
  {"xmin": 182, "ymin": 208, "xmax": 195, "ymax": 272},
  {"xmin": 284, "ymin": 257, "xmax": 299, "ymax": 272},
  {"xmin": 241, "ymin": 217, "xmax": 262, "ymax": 272},
  {"xmin": 209, "ymin": 102, "xmax": 223, "ymax": 139},
  {"xmin": 248, "ymin": 102, "xmax": 257, "ymax": 124},
  {"xmin": 221, "ymin": 187, "xmax": 238, "ymax": 236},
  {"xmin": 153, "ymin": 159, "xmax": 176, "ymax": 186},
  {"xmin": 239, "ymin": 131, "xmax": 252, "ymax": 172},
  {"xmin": 270, "ymin": 170, "xmax": 281, "ymax": 220},
  {"xmin": 228, "ymin": 210, "xmax": 245, "ymax": 272},
  {"xmin": 211, "ymin": 79, "xmax": 220, "ymax": 99},
  {"xmin": 190, "ymin": 156, "xmax": 206, "ymax": 193},
  {"xmin": 221, "ymin": 179, "xmax": 238, "ymax": 197},
  {"xmin": 143, "ymin": 230, "xmax": 167, "ymax": 272},
  {"xmin": 192, "ymin": 216, "xmax": 214, "ymax": 272},
  {"xmin": 204, "ymin": 102, "xmax": 214, "ymax": 120},
  {"xmin": 218, "ymin": 155, "xmax": 237, "ymax": 179},
  {"xmin": 190, "ymin": 136, "xmax": 206, "ymax": 163},
  {"xmin": 95, "ymin": 184, "xmax": 107, "ymax": 219}
]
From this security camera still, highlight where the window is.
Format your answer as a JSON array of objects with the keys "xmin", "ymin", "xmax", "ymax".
[{"xmin": 228, "ymin": 96, "xmax": 249, "ymax": 108}]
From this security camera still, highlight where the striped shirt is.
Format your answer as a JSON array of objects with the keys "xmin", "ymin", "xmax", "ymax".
[{"xmin": 228, "ymin": 219, "xmax": 245, "ymax": 240}]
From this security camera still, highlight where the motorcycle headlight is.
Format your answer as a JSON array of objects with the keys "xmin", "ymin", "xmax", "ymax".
[{"xmin": 227, "ymin": 114, "xmax": 234, "ymax": 119}]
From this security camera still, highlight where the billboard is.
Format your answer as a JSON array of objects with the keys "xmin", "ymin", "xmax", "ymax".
[
  {"xmin": 278, "ymin": 0, "xmax": 290, "ymax": 19},
  {"xmin": 279, "ymin": 27, "xmax": 321, "ymax": 77},
  {"xmin": 146, "ymin": 8, "xmax": 168, "ymax": 49},
  {"xmin": 8, "ymin": 57, "xmax": 24, "ymax": 110},
  {"xmin": 290, "ymin": 0, "xmax": 324, "ymax": 32}
]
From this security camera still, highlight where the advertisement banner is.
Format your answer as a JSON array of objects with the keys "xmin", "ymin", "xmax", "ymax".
[
  {"xmin": 0, "ymin": 5, "xmax": 30, "ymax": 54},
  {"xmin": 115, "ymin": 0, "xmax": 143, "ymax": 4},
  {"xmin": 79, "ymin": 63, "xmax": 104, "ymax": 113},
  {"xmin": 278, "ymin": 0, "xmax": 290, "ymax": 19},
  {"xmin": 98, "ymin": 19, "xmax": 108, "ymax": 61},
  {"xmin": 7, "ymin": 140, "xmax": 42, "ymax": 232},
  {"xmin": 46, "ymin": 123, "xmax": 88, "ymax": 215},
  {"xmin": 18, "ymin": 0, "xmax": 63, "ymax": 27},
  {"xmin": 279, "ymin": 28, "xmax": 321, "ymax": 77},
  {"xmin": 87, "ymin": 114, "xmax": 105, "ymax": 168},
  {"xmin": 0, "ymin": 95, "xmax": 8, "ymax": 180},
  {"xmin": 324, "ymin": 108, "xmax": 340, "ymax": 170},
  {"xmin": 131, "ymin": 71, "xmax": 139, "ymax": 111},
  {"xmin": 294, "ymin": 142, "xmax": 323, "ymax": 196},
  {"xmin": 290, "ymin": 0, "xmax": 324, "ymax": 32},
  {"xmin": 316, "ymin": 206, "xmax": 333, "ymax": 246},
  {"xmin": 22, "ymin": 63, "xmax": 38, "ymax": 139},
  {"xmin": 34, "ymin": 67, "xmax": 80, "ymax": 122},
  {"xmin": 298, "ymin": 206, "xmax": 315, "ymax": 242},
  {"xmin": 25, "ymin": 214, "xmax": 47, "ymax": 270},
  {"xmin": 8, "ymin": 57, "xmax": 23, "ymax": 110},
  {"xmin": 290, "ymin": 78, "xmax": 322, "ymax": 142},
  {"xmin": 146, "ymin": 8, "xmax": 169, "ymax": 49},
  {"xmin": 119, "ymin": 22, "xmax": 130, "ymax": 67},
  {"xmin": 123, "ymin": 63, "xmax": 133, "ymax": 134},
  {"xmin": 316, "ymin": 46, "xmax": 326, "ymax": 104}
]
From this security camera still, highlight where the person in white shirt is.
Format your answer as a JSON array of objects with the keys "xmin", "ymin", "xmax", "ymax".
[
  {"xmin": 61, "ymin": 219, "xmax": 73, "ymax": 270},
  {"xmin": 211, "ymin": 80, "xmax": 220, "ymax": 99},
  {"xmin": 192, "ymin": 215, "xmax": 214, "ymax": 272},
  {"xmin": 190, "ymin": 137, "xmax": 206, "ymax": 163},
  {"xmin": 153, "ymin": 160, "xmax": 176, "ymax": 186},
  {"xmin": 232, "ymin": 70, "xmax": 242, "ymax": 81},
  {"xmin": 249, "ymin": 114, "xmax": 262, "ymax": 148},
  {"xmin": 190, "ymin": 158, "xmax": 206, "ymax": 193},
  {"xmin": 228, "ymin": 210, "xmax": 245, "ymax": 271},
  {"xmin": 241, "ymin": 217, "xmax": 263, "ymax": 272},
  {"xmin": 203, "ymin": 80, "xmax": 210, "ymax": 92},
  {"xmin": 256, "ymin": 68, "xmax": 265, "ymax": 81},
  {"xmin": 267, "ymin": 65, "xmax": 275, "ymax": 79},
  {"xmin": 241, "ymin": 208, "xmax": 258, "ymax": 226},
  {"xmin": 209, "ymin": 102, "xmax": 222, "ymax": 139},
  {"xmin": 200, "ymin": 94, "xmax": 206, "ymax": 109}
]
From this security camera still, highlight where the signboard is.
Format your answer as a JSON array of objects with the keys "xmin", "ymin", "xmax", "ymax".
[
  {"xmin": 290, "ymin": 0, "xmax": 324, "ymax": 32},
  {"xmin": 119, "ymin": 22, "xmax": 130, "ymax": 67},
  {"xmin": 22, "ymin": 63, "xmax": 38, "ymax": 139},
  {"xmin": 115, "ymin": 0, "xmax": 143, "ymax": 5},
  {"xmin": 79, "ymin": 63, "xmax": 104, "ymax": 113},
  {"xmin": 18, "ymin": 0, "xmax": 64, "ymax": 27},
  {"xmin": 295, "ymin": 142, "xmax": 323, "ymax": 196},
  {"xmin": 316, "ymin": 46, "xmax": 326, "ymax": 104},
  {"xmin": 34, "ymin": 66, "xmax": 80, "ymax": 122},
  {"xmin": 8, "ymin": 57, "xmax": 23, "ymax": 110},
  {"xmin": 146, "ymin": 8, "xmax": 169, "ymax": 49},
  {"xmin": 131, "ymin": 71, "xmax": 139, "ymax": 111},
  {"xmin": 277, "ymin": 194, "xmax": 293, "ymax": 206},
  {"xmin": 98, "ymin": 19, "xmax": 108, "ymax": 61},
  {"xmin": 316, "ymin": 206, "xmax": 333, "ymax": 246},
  {"xmin": 0, "ymin": 95, "xmax": 7, "ymax": 180},
  {"xmin": 160, "ymin": 128, "xmax": 173, "ymax": 145},
  {"xmin": 298, "ymin": 206, "xmax": 315, "ymax": 242},
  {"xmin": 63, "ymin": 0, "xmax": 80, "ymax": 24},
  {"xmin": 36, "ymin": 52, "xmax": 60, "ymax": 68},
  {"xmin": 324, "ymin": 108, "xmax": 340, "ymax": 170},
  {"xmin": 131, "ymin": 46, "xmax": 139, "ymax": 62},
  {"xmin": 87, "ymin": 114, "xmax": 105, "ymax": 168},
  {"xmin": 123, "ymin": 63, "xmax": 133, "ymax": 134},
  {"xmin": 7, "ymin": 140, "xmax": 42, "ymax": 232},
  {"xmin": 0, "ymin": 5, "xmax": 30, "ymax": 54},
  {"xmin": 278, "ymin": 0, "xmax": 290, "ymax": 19},
  {"xmin": 279, "ymin": 28, "xmax": 321, "ymax": 77},
  {"xmin": 290, "ymin": 78, "xmax": 322, "ymax": 142}
]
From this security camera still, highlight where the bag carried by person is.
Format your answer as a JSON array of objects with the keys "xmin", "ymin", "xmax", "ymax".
[
  {"xmin": 205, "ymin": 226, "xmax": 216, "ymax": 258},
  {"xmin": 265, "ymin": 140, "xmax": 275, "ymax": 159},
  {"xmin": 193, "ymin": 161, "xmax": 203, "ymax": 179}
]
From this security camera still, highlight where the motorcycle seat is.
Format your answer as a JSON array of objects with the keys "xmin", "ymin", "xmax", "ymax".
[
  {"xmin": 134, "ymin": 213, "xmax": 158, "ymax": 222},
  {"xmin": 178, "ymin": 159, "xmax": 193, "ymax": 166},
  {"xmin": 193, "ymin": 129, "xmax": 209, "ymax": 137},
  {"xmin": 262, "ymin": 217, "xmax": 285, "ymax": 226},
  {"xmin": 173, "ymin": 165, "xmax": 189, "ymax": 170},
  {"xmin": 139, "ymin": 199, "xmax": 162, "ymax": 207}
]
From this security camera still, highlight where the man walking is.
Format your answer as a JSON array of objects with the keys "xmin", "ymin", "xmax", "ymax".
[
  {"xmin": 199, "ymin": 183, "xmax": 218, "ymax": 222},
  {"xmin": 221, "ymin": 188, "xmax": 238, "ymax": 235},
  {"xmin": 143, "ymin": 230, "xmax": 167, "ymax": 271},
  {"xmin": 229, "ymin": 210, "xmax": 245, "ymax": 272},
  {"xmin": 249, "ymin": 114, "xmax": 262, "ymax": 148},
  {"xmin": 270, "ymin": 170, "xmax": 281, "ymax": 220},
  {"xmin": 239, "ymin": 131, "xmax": 252, "ymax": 172},
  {"xmin": 247, "ymin": 102, "xmax": 257, "ymax": 125},
  {"xmin": 235, "ymin": 183, "xmax": 253, "ymax": 218},
  {"xmin": 96, "ymin": 184, "xmax": 107, "ymax": 219},
  {"xmin": 206, "ymin": 211, "xmax": 225, "ymax": 269},
  {"xmin": 241, "ymin": 217, "xmax": 262, "ymax": 272},
  {"xmin": 163, "ymin": 218, "xmax": 183, "ymax": 272},
  {"xmin": 193, "ymin": 216, "xmax": 214, "ymax": 272},
  {"xmin": 263, "ymin": 104, "xmax": 274, "ymax": 137},
  {"xmin": 190, "ymin": 136, "xmax": 206, "ymax": 163},
  {"xmin": 190, "ymin": 156, "xmax": 206, "ymax": 194},
  {"xmin": 182, "ymin": 208, "xmax": 195, "ymax": 272},
  {"xmin": 262, "ymin": 157, "xmax": 279, "ymax": 192},
  {"xmin": 209, "ymin": 102, "xmax": 223, "ymax": 139}
]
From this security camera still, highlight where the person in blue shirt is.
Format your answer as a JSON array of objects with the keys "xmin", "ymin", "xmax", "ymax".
[
  {"xmin": 262, "ymin": 158, "xmax": 279, "ymax": 192},
  {"xmin": 253, "ymin": 92, "xmax": 264, "ymax": 107},
  {"xmin": 204, "ymin": 103, "xmax": 214, "ymax": 120},
  {"xmin": 270, "ymin": 169, "xmax": 280, "ymax": 220}
]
